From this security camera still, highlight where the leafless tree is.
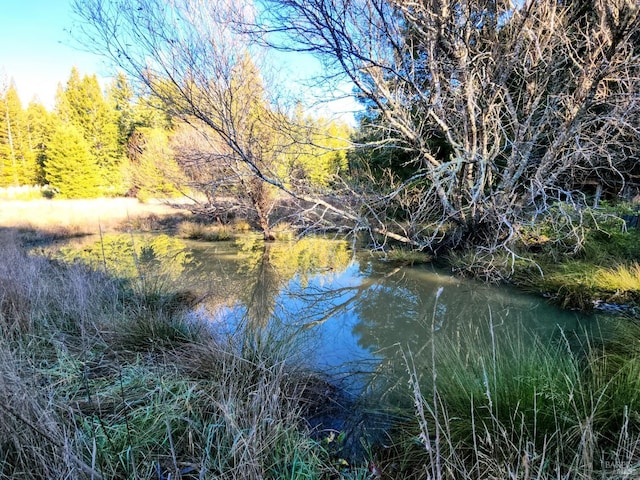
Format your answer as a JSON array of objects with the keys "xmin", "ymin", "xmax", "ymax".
[
  {"xmin": 70, "ymin": 0, "xmax": 379, "ymax": 241},
  {"xmin": 258, "ymin": 0, "xmax": 640, "ymax": 260},
  {"xmin": 71, "ymin": 0, "xmax": 640, "ymax": 268}
]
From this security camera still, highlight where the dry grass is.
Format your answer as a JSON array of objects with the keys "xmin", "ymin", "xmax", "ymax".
[
  {"xmin": 0, "ymin": 198, "xmax": 191, "ymax": 237},
  {"xmin": 0, "ymin": 229, "xmax": 351, "ymax": 479},
  {"xmin": 176, "ymin": 219, "xmax": 233, "ymax": 241},
  {"xmin": 0, "ymin": 345, "xmax": 99, "ymax": 480}
]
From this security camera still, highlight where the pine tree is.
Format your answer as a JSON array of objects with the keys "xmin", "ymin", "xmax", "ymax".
[
  {"xmin": 0, "ymin": 82, "xmax": 38, "ymax": 186},
  {"xmin": 128, "ymin": 127, "xmax": 183, "ymax": 201},
  {"xmin": 107, "ymin": 73, "xmax": 170, "ymax": 141},
  {"xmin": 56, "ymin": 68, "xmax": 126, "ymax": 194},
  {"xmin": 44, "ymin": 123, "xmax": 102, "ymax": 198},
  {"xmin": 25, "ymin": 101, "xmax": 55, "ymax": 185},
  {"xmin": 108, "ymin": 72, "xmax": 137, "ymax": 148}
]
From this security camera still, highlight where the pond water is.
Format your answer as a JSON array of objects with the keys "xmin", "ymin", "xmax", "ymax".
[
  {"xmin": 56, "ymin": 233, "xmax": 598, "ymax": 394},
  {"xmin": 55, "ymin": 232, "xmax": 609, "ymax": 457}
]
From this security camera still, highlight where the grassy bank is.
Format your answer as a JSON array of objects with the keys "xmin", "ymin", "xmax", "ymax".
[
  {"xmin": 447, "ymin": 203, "xmax": 640, "ymax": 312},
  {"xmin": 373, "ymin": 316, "xmax": 640, "ymax": 479},
  {"xmin": 0, "ymin": 228, "xmax": 359, "ymax": 479}
]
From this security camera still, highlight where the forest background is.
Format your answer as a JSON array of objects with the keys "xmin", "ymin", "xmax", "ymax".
[{"xmin": 0, "ymin": 66, "xmax": 351, "ymax": 202}]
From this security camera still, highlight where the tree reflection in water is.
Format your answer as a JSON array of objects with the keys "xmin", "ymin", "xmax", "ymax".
[{"xmin": 57, "ymin": 233, "xmax": 591, "ymax": 398}]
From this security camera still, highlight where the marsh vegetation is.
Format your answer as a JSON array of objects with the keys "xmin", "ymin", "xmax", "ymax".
[
  {"xmin": 2, "ymin": 204, "xmax": 640, "ymax": 478},
  {"xmin": 1, "ymin": 0, "xmax": 639, "ymax": 477}
]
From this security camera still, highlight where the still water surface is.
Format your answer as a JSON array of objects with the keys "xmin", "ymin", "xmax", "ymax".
[{"xmin": 57, "ymin": 233, "xmax": 598, "ymax": 395}]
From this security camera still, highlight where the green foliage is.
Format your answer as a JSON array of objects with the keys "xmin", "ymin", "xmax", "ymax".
[
  {"xmin": 25, "ymin": 100, "xmax": 54, "ymax": 184},
  {"xmin": 56, "ymin": 68, "xmax": 127, "ymax": 194},
  {"xmin": 289, "ymin": 116, "xmax": 351, "ymax": 188},
  {"xmin": 0, "ymin": 83, "xmax": 39, "ymax": 186},
  {"xmin": 583, "ymin": 225, "xmax": 640, "ymax": 263},
  {"xmin": 108, "ymin": 73, "xmax": 172, "ymax": 155},
  {"xmin": 0, "ymin": 69, "xmax": 181, "ymax": 197},
  {"xmin": 593, "ymin": 263, "xmax": 640, "ymax": 293},
  {"xmin": 44, "ymin": 123, "xmax": 103, "ymax": 198},
  {"xmin": 387, "ymin": 315, "xmax": 640, "ymax": 478},
  {"xmin": 127, "ymin": 127, "xmax": 184, "ymax": 200}
]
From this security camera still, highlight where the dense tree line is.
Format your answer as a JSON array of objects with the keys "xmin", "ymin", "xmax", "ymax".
[
  {"xmin": 0, "ymin": 69, "xmax": 145, "ymax": 197},
  {"xmin": 0, "ymin": 67, "xmax": 350, "ymax": 216}
]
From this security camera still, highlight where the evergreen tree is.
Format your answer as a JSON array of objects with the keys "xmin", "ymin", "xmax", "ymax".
[
  {"xmin": 24, "ymin": 101, "xmax": 55, "ymax": 185},
  {"xmin": 0, "ymin": 82, "xmax": 38, "ymax": 186},
  {"xmin": 291, "ymin": 115, "xmax": 351, "ymax": 188},
  {"xmin": 44, "ymin": 123, "xmax": 102, "ymax": 198},
  {"xmin": 56, "ymin": 68, "xmax": 126, "ymax": 194},
  {"xmin": 128, "ymin": 127, "xmax": 183, "ymax": 200},
  {"xmin": 107, "ymin": 72, "xmax": 172, "ymax": 175},
  {"xmin": 108, "ymin": 72, "xmax": 137, "ymax": 148}
]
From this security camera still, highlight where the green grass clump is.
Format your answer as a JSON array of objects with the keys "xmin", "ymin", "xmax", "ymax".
[
  {"xmin": 177, "ymin": 219, "xmax": 234, "ymax": 241},
  {"xmin": 378, "ymin": 247, "xmax": 432, "ymax": 266},
  {"xmin": 593, "ymin": 263, "xmax": 640, "ymax": 293},
  {"xmin": 271, "ymin": 222, "xmax": 297, "ymax": 241},
  {"xmin": 514, "ymin": 260, "xmax": 640, "ymax": 310},
  {"xmin": 372, "ymin": 312, "xmax": 640, "ymax": 479}
]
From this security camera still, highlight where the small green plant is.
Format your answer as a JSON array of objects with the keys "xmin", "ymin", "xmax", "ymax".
[{"xmin": 379, "ymin": 247, "xmax": 431, "ymax": 266}]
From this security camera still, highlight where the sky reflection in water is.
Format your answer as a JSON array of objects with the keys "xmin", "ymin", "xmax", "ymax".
[{"xmin": 58, "ymin": 234, "xmax": 595, "ymax": 394}]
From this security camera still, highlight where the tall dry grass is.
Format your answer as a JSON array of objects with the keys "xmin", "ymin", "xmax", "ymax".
[
  {"xmin": 0, "ymin": 228, "xmax": 351, "ymax": 479},
  {"xmin": 0, "ymin": 198, "xmax": 190, "ymax": 238}
]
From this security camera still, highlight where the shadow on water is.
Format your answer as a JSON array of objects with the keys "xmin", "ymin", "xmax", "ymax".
[{"xmin": 55, "ymin": 232, "xmax": 604, "ymax": 463}]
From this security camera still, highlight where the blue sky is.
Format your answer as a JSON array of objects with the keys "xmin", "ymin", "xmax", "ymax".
[
  {"xmin": 0, "ymin": 0, "xmax": 358, "ymax": 122},
  {"xmin": 0, "ymin": 0, "xmax": 109, "ymax": 108}
]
